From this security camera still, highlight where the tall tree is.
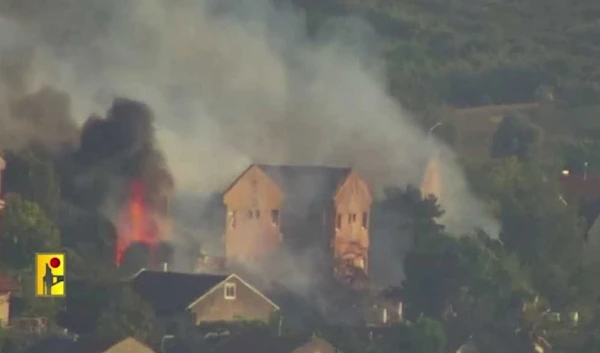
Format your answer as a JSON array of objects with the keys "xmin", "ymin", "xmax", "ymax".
[{"xmin": 490, "ymin": 114, "xmax": 542, "ymax": 160}]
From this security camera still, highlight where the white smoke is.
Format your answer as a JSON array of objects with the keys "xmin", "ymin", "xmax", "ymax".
[{"xmin": 0, "ymin": 0, "xmax": 499, "ymax": 281}]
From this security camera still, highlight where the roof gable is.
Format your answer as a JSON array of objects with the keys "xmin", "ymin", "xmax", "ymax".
[
  {"xmin": 223, "ymin": 164, "xmax": 283, "ymax": 207},
  {"xmin": 186, "ymin": 273, "xmax": 280, "ymax": 311},
  {"xmin": 105, "ymin": 337, "xmax": 155, "ymax": 353},
  {"xmin": 256, "ymin": 164, "xmax": 352, "ymax": 208},
  {"xmin": 130, "ymin": 270, "xmax": 228, "ymax": 316},
  {"xmin": 292, "ymin": 336, "xmax": 341, "ymax": 353},
  {"xmin": 334, "ymin": 170, "xmax": 372, "ymax": 205},
  {"xmin": 28, "ymin": 336, "xmax": 154, "ymax": 353}
]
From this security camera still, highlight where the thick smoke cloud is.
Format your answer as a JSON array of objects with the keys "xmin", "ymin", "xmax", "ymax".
[
  {"xmin": 69, "ymin": 98, "xmax": 173, "ymax": 209},
  {"xmin": 0, "ymin": 0, "xmax": 499, "ymax": 286}
]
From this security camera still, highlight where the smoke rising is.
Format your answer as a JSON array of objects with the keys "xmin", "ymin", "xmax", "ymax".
[{"xmin": 0, "ymin": 0, "xmax": 498, "ymax": 285}]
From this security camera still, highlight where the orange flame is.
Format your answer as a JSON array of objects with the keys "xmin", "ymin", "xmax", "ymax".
[{"xmin": 116, "ymin": 181, "xmax": 160, "ymax": 266}]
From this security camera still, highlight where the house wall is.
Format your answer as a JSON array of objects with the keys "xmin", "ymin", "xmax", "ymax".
[
  {"xmin": 223, "ymin": 166, "xmax": 283, "ymax": 265},
  {"xmin": 332, "ymin": 172, "xmax": 372, "ymax": 274},
  {"xmin": 188, "ymin": 276, "xmax": 279, "ymax": 324},
  {"xmin": 0, "ymin": 292, "xmax": 10, "ymax": 326},
  {"xmin": 292, "ymin": 337, "xmax": 341, "ymax": 353},
  {"xmin": 0, "ymin": 156, "xmax": 5, "ymax": 213}
]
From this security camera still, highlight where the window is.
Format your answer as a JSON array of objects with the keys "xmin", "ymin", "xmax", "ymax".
[
  {"xmin": 255, "ymin": 210, "xmax": 261, "ymax": 218},
  {"xmin": 382, "ymin": 308, "xmax": 388, "ymax": 324},
  {"xmin": 347, "ymin": 214, "xmax": 352, "ymax": 224},
  {"xmin": 224, "ymin": 283, "xmax": 236, "ymax": 300},
  {"xmin": 398, "ymin": 302, "xmax": 403, "ymax": 319},
  {"xmin": 362, "ymin": 212, "xmax": 368, "ymax": 228},
  {"xmin": 247, "ymin": 210, "xmax": 253, "ymax": 219},
  {"xmin": 229, "ymin": 211, "xmax": 237, "ymax": 228},
  {"xmin": 352, "ymin": 213, "xmax": 357, "ymax": 222},
  {"xmin": 336, "ymin": 214, "xmax": 341, "ymax": 230},
  {"xmin": 271, "ymin": 210, "xmax": 280, "ymax": 226}
]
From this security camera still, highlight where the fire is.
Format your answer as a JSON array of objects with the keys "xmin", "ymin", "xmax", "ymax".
[{"xmin": 116, "ymin": 180, "xmax": 160, "ymax": 266}]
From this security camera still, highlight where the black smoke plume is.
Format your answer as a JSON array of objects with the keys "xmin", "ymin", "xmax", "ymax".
[{"xmin": 63, "ymin": 98, "xmax": 174, "ymax": 212}]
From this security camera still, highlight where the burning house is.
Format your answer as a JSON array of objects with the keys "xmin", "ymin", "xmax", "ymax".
[
  {"xmin": 116, "ymin": 177, "xmax": 173, "ymax": 270},
  {"xmin": 71, "ymin": 98, "xmax": 175, "ymax": 273},
  {"xmin": 222, "ymin": 164, "xmax": 372, "ymax": 287}
]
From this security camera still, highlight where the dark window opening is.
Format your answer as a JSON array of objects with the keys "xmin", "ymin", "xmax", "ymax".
[
  {"xmin": 230, "ymin": 211, "xmax": 237, "ymax": 228},
  {"xmin": 248, "ymin": 210, "xmax": 253, "ymax": 219},
  {"xmin": 348, "ymin": 214, "xmax": 352, "ymax": 224},
  {"xmin": 271, "ymin": 210, "xmax": 280, "ymax": 226},
  {"xmin": 352, "ymin": 213, "xmax": 357, "ymax": 222},
  {"xmin": 336, "ymin": 214, "xmax": 342, "ymax": 229},
  {"xmin": 362, "ymin": 212, "xmax": 368, "ymax": 228},
  {"xmin": 225, "ymin": 283, "xmax": 236, "ymax": 299},
  {"xmin": 255, "ymin": 210, "xmax": 261, "ymax": 218}
]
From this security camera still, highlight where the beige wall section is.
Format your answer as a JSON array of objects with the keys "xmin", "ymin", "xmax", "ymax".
[
  {"xmin": 292, "ymin": 337, "xmax": 342, "ymax": 353},
  {"xmin": 0, "ymin": 156, "xmax": 5, "ymax": 213},
  {"xmin": 188, "ymin": 275, "xmax": 279, "ymax": 324},
  {"xmin": 0, "ymin": 293, "xmax": 10, "ymax": 326},
  {"xmin": 104, "ymin": 337, "xmax": 156, "ymax": 353},
  {"xmin": 333, "ymin": 171, "xmax": 372, "ymax": 272},
  {"xmin": 223, "ymin": 165, "xmax": 284, "ymax": 264}
]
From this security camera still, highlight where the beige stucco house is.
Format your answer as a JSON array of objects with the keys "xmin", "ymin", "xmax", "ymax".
[{"xmin": 129, "ymin": 270, "xmax": 280, "ymax": 337}]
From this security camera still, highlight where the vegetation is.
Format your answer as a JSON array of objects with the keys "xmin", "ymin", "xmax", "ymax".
[{"xmin": 0, "ymin": 0, "xmax": 599, "ymax": 352}]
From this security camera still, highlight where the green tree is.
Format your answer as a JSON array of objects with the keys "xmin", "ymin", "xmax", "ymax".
[
  {"xmin": 465, "ymin": 157, "xmax": 586, "ymax": 309},
  {"xmin": 407, "ymin": 316, "xmax": 447, "ymax": 353},
  {"xmin": 0, "ymin": 195, "xmax": 61, "ymax": 273},
  {"xmin": 490, "ymin": 114, "xmax": 543, "ymax": 160},
  {"xmin": 0, "ymin": 195, "xmax": 63, "ymax": 320},
  {"xmin": 96, "ymin": 286, "xmax": 156, "ymax": 341},
  {"xmin": 2, "ymin": 149, "xmax": 61, "ymax": 213}
]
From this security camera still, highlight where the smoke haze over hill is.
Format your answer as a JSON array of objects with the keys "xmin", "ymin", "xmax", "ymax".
[{"xmin": 0, "ymin": 0, "xmax": 499, "ymax": 283}]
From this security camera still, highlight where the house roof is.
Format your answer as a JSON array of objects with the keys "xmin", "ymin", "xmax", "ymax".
[
  {"xmin": 558, "ymin": 174, "xmax": 600, "ymax": 235},
  {"xmin": 210, "ymin": 333, "xmax": 310, "ymax": 353},
  {"xmin": 26, "ymin": 336, "xmax": 154, "ymax": 353},
  {"xmin": 256, "ymin": 164, "xmax": 352, "ymax": 208},
  {"xmin": 186, "ymin": 273, "xmax": 280, "ymax": 311},
  {"xmin": 558, "ymin": 174, "xmax": 600, "ymax": 204},
  {"xmin": 130, "ymin": 270, "xmax": 228, "ymax": 316},
  {"xmin": 0, "ymin": 272, "xmax": 19, "ymax": 292}
]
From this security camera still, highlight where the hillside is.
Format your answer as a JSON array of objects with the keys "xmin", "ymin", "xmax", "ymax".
[
  {"xmin": 284, "ymin": 0, "xmax": 600, "ymax": 161},
  {"xmin": 292, "ymin": 0, "xmax": 600, "ymax": 110}
]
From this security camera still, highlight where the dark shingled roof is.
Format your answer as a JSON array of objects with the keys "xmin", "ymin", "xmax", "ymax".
[
  {"xmin": 257, "ymin": 164, "xmax": 351, "ymax": 207},
  {"xmin": 559, "ymin": 174, "xmax": 600, "ymax": 204},
  {"xmin": 558, "ymin": 174, "xmax": 600, "ymax": 236},
  {"xmin": 211, "ymin": 333, "xmax": 310, "ymax": 353},
  {"xmin": 130, "ymin": 270, "xmax": 228, "ymax": 316}
]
